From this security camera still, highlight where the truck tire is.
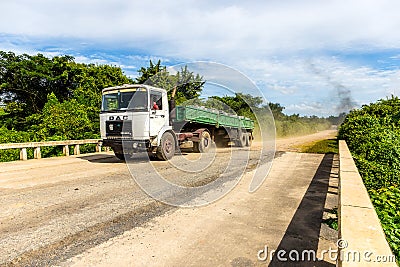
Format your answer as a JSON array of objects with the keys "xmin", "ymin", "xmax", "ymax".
[
  {"xmin": 156, "ymin": 131, "xmax": 176, "ymax": 160},
  {"xmin": 249, "ymin": 133, "xmax": 253, "ymax": 147},
  {"xmin": 245, "ymin": 133, "xmax": 251, "ymax": 147},
  {"xmin": 114, "ymin": 152, "xmax": 126, "ymax": 161},
  {"xmin": 236, "ymin": 131, "xmax": 246, "ymax": 147},
  {"xmin": 193, "ymin": 131, "xmax": 211, "ymax": 153}
]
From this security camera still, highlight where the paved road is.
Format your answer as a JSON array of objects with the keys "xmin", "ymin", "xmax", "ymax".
[{"xmin": 0, "ymin": 130, "xmax": 338, "ymax": 266}]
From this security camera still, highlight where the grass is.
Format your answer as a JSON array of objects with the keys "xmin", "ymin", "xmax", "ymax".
[
  {"xmin": 299, "ymin": 138, "xmax": 338, "ymax": 154},
  {"xmin": 322, "ymin": 208, "xmax": 338, "ymax": 230}
]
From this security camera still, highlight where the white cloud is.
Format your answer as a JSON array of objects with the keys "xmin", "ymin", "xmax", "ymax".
[
  {"xmin": 270, "ymin": 84, "xmax": 297, "ymax": 95},
  {"xmin": 73, "ymin": 56, "xmax": 107, "ymax": 66},
  {"xmin": 1, "ymin": 0, "xmax": 400, "ymax": 116},
  {"xmin": 1, "ymin": 0, "xmax": 400, "ymax": 58}
]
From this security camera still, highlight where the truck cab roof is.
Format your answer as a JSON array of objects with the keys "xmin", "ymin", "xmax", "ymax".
[{"xmin": 102, "ymin": 84, "xmax": 165, "ymax": 94}]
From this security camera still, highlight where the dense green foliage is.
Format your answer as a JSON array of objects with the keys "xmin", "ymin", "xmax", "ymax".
[
  {"xmin": 0, "ymin": 51, "xmax": 132, "ymax": 161},
  {"xmin": 338, "ymin": 96, "xmax": 400, "ymax": 263},
  {"xmin": 370, "ymin": 186, "xmax": 400, "ymax": 262},
  {"xmin": 0, "ymin": 51, "xmax": 132, "ymax": 129}
]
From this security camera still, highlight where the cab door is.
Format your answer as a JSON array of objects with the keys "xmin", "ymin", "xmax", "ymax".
[{"xmin": 149, "ymin": 90, "xmax": 169, "ymax": 137}]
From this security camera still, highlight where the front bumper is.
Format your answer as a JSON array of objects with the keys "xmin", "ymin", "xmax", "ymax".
[{"xmin": 102, "ymin": 138, "xmax": 151, "ymax": 153}]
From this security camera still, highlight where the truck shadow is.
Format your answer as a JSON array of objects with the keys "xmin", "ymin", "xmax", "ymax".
[
  {"xmin": 77, "ymin": 154, "xmax": 122, "ymax": 163},
  {"xmin": 78, "ymin": 152, "xmax": 190, "ymax": 163},
  {"xmin": 269, "ymin": 153, "xmax": 336, "ymax": 267}
]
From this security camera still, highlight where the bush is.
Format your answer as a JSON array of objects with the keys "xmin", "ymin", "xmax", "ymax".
[
  {"xmin": 339, "ymin": 96, "xmax": 400, "ymax": 262},
  {"xmin": 0, "ymin": 127, "xmax": 32, "ymax": 162},
  {"xmin": 370, "ymin": 186, "xmax": 400, "ymax": 262}
]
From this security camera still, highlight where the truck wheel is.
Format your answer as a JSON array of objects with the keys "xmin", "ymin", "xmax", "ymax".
[
  {"xmin": 114, "ymin": 152, "xmax": 126, "ymax": 161},
  {"xmin": 236, "ymin": 131, "xmax": 246, "ymax": 147},
  {"xmin": 193, "ymin": 131, "xmax": 211, "ymax": 153},
  {"xmin": 249, "ymin": 133, "xmax": 253, "ymax": 147},
  {"xmin": 156, "ymin": 132, "xmax": 176, "ymax": 160},
  {"xmin": 245, "ymin": 133, "xmax": 251, "ymax": 147}
]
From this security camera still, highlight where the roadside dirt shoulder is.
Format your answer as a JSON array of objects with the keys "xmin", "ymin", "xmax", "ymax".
[{"xmin": 275, "ymin": 129, "xmax": 337, "ymax": 152}]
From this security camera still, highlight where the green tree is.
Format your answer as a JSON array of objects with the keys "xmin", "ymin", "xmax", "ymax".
[
  {"xmin": 268, "ymin": 103, "xmax": 285, "ymax": 120},
  {"xmin": 135, "ymin": 61, "xmax": 205, "ymax": 105},
  {"xmin": 71, "ymin": 63, "xmax": 133, "ymax": 130},
  {"xmin": 135, "ymin": 60, "xmax": 165, "ymax": 84},
  {"xmin": 0, "ymin": 51, "xmax": 77, "ymax": 115},
  {"xmin": 29, "ymin": 93, "xmax": 94, "ymax": 140},
  {"xmin": 0, "ymin": 50, "xmax": 132, "ymax": 132},
  {"xmin": 174, "ymin": 66, "xmax": 204, "ymax": 104}
]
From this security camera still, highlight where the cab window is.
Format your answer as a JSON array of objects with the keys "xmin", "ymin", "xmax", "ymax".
[{"xmin": 150, "ymin": 91, "xmax": 162, "ymax": 110}]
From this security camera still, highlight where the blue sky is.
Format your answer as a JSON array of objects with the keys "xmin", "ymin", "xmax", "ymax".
[{"xmin": 1, "ymin": 0, "xmax": 400, "ymax": 116}]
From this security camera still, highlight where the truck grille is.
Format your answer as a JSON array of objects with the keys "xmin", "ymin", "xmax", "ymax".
[{"xmin": 106, "ymin": 120, "xmax": 132, "ymax": 137}]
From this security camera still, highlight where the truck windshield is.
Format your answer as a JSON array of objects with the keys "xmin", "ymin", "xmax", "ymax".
[{"xmin": 102, "ymin": 89, "xmax": 148, "ymax": 112}]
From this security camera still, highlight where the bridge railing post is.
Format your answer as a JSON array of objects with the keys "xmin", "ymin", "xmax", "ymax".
[
  {"xmin": 74, "ymin": 144, "xmax": 80, "ymax": 155},
  {"xmin": 20, "ymin": 148, "xmax": 27, "ymax": 161},
  {"xmin": 34, "ymin": 147, "xmax": 41, "ymax": 159},
  {"xmin": 63, "ymin": 145, "xmax": 69, "ymax": 156},
  {"xmin": 95, "ymin": 143, "xmax": 101, "ymax": 153}
]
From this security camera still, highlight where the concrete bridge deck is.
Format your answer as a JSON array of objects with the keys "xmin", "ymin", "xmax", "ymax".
[{"xmin": 0, "ymin": 140, "xmax": 339, "ymax": 266}]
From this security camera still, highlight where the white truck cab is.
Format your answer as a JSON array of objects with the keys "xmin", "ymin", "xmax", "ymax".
[{"xmin": 100, "ymin": 84, "xmax": 174, "ymax": 160}]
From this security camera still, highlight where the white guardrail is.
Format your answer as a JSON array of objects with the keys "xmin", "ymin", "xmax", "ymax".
[{"xmin": 0, "ymin": 139, "xmax": 103, "ymax": 160}]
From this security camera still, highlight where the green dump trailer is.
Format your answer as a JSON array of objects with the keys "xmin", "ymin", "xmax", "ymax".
[
  {"xmin": 173, "ymin": 105, "xmax": 254, "ymax": 149},
  {"xmin": 174, "ymin": 106, "xmax": 254, "ymax": 130}
]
